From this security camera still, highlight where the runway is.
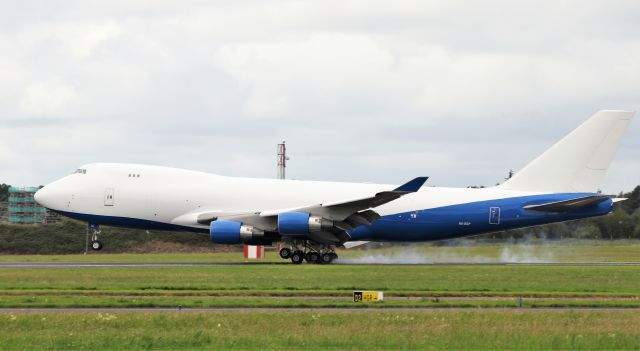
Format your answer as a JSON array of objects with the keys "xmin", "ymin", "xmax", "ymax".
[
  {"xmin": 2, "ymin": 307, "xmax": 640, "ymax": 313},
  {"xmin": 1, "ymin": 261, "xmax": 639, "ymax": 268}
]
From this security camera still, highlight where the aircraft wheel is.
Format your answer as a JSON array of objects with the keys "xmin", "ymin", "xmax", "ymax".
[
  {"xmin": 279, "ymin": 247, "xmax": 292, "ymax": 259},
  {"xmin": 90, "ymin": 240, "xmax": 103, "ymax": 251},
  {"xmin": 291, "ymin": 251, "xmax": 304, "ymax": 264},
  {"xmin": 305, "ymin": 252, "xmax": 320, "ymax": 263},
  {"xmin": 320, "ymin": 253, "xmax": 334, "ymax": 264}
]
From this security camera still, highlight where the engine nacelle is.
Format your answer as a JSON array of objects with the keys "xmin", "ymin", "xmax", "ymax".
[
  {"xmin": 278, "ymin": 212, "xmax": 332, "ymax": 235},
  {"xmin": 210, "ymin": 220, "xmax": 264, "ymax": 244}
]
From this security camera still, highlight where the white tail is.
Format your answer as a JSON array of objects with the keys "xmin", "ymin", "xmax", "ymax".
[{"xmin": 500, "ymin": 110, "xmax": 635, "ymax": 193}]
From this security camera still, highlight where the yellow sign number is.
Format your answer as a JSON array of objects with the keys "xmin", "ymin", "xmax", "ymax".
[{"xmin": 353, "ymin": 291, "xmax": 383, "ymax": 302}]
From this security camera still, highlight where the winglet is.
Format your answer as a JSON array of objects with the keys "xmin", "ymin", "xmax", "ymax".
[{"xmin": 394, "ymin": 177, "xmax": 428, "ymax": 192}]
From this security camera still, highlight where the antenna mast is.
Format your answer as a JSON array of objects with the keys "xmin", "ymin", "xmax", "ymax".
[{"xmin": 277, "ymin": 141, "xmax": 289, "ymax": 180}]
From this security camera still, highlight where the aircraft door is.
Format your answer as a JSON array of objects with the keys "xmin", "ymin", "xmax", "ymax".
[
  {"xmin": 104, "ymin": 188, "xmax": 115, "ymax": 206},
  {"xmin": 489, "ymin": 207, "xmax": 500, "ymax": 225}
]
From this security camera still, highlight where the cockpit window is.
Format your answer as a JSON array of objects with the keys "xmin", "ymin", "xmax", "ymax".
[{"xmin": 73, "ymin": 169, "xmax": 87, "ymax": 174}]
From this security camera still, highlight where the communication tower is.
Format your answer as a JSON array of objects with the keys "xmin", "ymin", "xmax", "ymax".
[{"xmin": 277, "ymin": 141, "xmax": 289, "ymax": 180}]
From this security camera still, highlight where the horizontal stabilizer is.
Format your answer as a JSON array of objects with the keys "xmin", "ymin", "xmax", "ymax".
[{"xmin": 523, "ymin": 195, "xmax": 611, "ymax": 212}]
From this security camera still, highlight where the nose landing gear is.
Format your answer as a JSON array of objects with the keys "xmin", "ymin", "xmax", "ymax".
[
  {"xmin": 87, "ymin": 224, "xmax": 103, "ymax": 252},
  {"xmin": 91, "ymin": 239, "xmax": 103, "ymax": 251}
]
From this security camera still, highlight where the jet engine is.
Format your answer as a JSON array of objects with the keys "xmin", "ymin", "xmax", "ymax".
[
  {"xmin": 278, "ymin": 212, "xmax": 333, "ymax": 235},
  {"xmin": 210, "ymin": 220, "xmax": 264, "ymax": 244}
]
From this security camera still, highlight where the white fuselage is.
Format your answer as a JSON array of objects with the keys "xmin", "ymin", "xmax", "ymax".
[{"xmin": 36, "ymin": 163, "xmax": 540, "ymax": 232}]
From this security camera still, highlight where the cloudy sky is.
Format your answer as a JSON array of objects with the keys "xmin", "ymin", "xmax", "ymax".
[{"xmin": 1, "ymin": 0, "xmax": 638, "ymax": 192}]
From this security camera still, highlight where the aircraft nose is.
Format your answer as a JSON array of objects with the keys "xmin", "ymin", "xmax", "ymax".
[{"xmin": 34, "ymin": 186, "xmax": 52, "ymax": 208}]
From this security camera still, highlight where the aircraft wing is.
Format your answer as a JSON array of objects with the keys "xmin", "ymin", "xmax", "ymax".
[
  {"xmin": 181, "ymin": 177, "xmax": 428, "ymax": 244},
  {"xmin": 259, "ymin": 176, "xmax": 428, "ymax": 221}
]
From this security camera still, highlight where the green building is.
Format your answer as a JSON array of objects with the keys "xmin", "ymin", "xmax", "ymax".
[{"xmin": 7, "ymin": 186, "xmax": 56, "ymax": 224}]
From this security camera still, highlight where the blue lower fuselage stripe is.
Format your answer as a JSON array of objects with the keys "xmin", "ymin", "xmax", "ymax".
[
  {"xmin": 347, "ymin": 193, "xmax": 612, "ymax": 241},
  {"xmin": 52, "ymin": 193, "xmax": 612, "ymax": 241}
]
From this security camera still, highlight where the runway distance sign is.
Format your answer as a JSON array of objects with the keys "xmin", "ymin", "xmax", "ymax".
[{"xmin": 353, "ymin": 291, "xmax": 384, "ymax": 302}]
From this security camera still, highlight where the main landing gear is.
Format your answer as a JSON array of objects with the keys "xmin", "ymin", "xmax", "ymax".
[
  {"xmin": 279, "ymin": 241, "xmax": 338, "ymax": 264},
  {"xmin": 87, "ymin": 224, "xmax": 103, "ymax": 251}
]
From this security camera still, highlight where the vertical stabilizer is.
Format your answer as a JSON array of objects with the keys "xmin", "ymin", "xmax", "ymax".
[{"xmin": 500, "ymin": 110, "xmax": 634, "ymax": 193}]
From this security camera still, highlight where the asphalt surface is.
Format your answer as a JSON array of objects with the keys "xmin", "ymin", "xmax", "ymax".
[
  {"xmin": 0, "ymin": 261, "xmax": 639, "ymax": 267},
  {"xmin": 1, "ymin": 307, "xmax": 640, "ymax": 313}
]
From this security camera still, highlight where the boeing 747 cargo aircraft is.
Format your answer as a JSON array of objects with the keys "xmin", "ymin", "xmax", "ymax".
[{"xmin": 35, "ymin": 110, "xmax": 634, "ymax": 264}]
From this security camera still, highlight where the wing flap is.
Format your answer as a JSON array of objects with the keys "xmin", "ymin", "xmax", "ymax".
[{"xmin": 342, "ymin": 241, "xmax": 370, "ymax": 249}]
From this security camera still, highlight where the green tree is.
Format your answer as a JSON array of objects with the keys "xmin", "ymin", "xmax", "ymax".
[
  {"xmin": 631, "ymin": 210, "xmax": 640, "ymax": 239},
  {"xmin": 573, "ymin": 223, "xmax": 601, "ymax": 239},
  {"xmin": 624, "ymin": 186, "xmax": 640, "ymax": 213},
  {"xmin": 544, "ymin": 222, "xmax": 571, "ymax": 240},
  {"xmin": 0, "ymin": 184, "xmax": 9, "ymax": 202},
  {"xmin": 593, "ymin": 210, "xmax": 635, "ymax": 240}
]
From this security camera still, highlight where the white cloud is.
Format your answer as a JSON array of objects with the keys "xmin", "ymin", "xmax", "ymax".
[
  {"xmin": 20, "ymin": 79, "xmax": 77, "ymax": 116},
  {"xmin": 213, "ymin": 33, "xmax": 401, "ymax": 118},
  {"xmin": 0, "ymin": 0, "xmax": 638, "ymax": 193}
]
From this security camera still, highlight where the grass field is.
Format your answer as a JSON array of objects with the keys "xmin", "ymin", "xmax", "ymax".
[
  {"xmin": 0, "ymin": 264, "xmax": 639, "ymax": 309},
  {"xmin": 1, "ymin": 265, "xmax": 639, "ymax": 292},
  {"xmin": 1, "ymin": 310, "xmax": 639, "ymax": 350},
  {"xmin": 1, "ymin": 244, "xmax": 639, "ymax": 349},
  {"xmin": 2, "ymin": 295, "xmax": 640, "ymax": 309}
]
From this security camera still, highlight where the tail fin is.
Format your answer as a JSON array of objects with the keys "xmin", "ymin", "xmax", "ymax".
[{"xmin": 499, "ymin": 110, "xmax": 635, "ymax": 193}]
